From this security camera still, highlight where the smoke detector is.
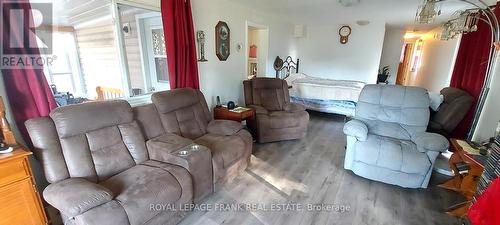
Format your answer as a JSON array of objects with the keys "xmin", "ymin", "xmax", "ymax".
[{"xmin": 339, "ymin": 0, "xmax": 360, "ymax": 7}]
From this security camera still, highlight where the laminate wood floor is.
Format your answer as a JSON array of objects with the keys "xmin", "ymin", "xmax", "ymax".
[{"xmin": 179, "ymin": 111, "xmax": 464, "ymax": 225}]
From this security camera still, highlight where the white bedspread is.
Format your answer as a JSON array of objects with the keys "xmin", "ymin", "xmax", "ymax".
[{"xmin": 285, "ymin": 73, "xmax": 365, "ymax": 102}]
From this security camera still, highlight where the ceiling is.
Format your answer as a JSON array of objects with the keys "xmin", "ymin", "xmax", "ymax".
[
  {"xmin": 42, "ymin": 0, "xmax": 497, "ymax": 30},
  {"xmin": 228, "ymin": 0, "xmax": 497, "ymax": 30},
  {"xmin": 30, "ymin": 0, "xmax": 111, "ymax": 26}
]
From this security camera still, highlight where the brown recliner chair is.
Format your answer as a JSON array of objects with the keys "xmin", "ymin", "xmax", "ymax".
[
  {"xmin": 26, "ymin": 100, "xmax": 193, "ymax": 225},
  {"xmin": 243, "ymin": 77, "xmax": 309, "ymax": 143},
  {"xmin": 428, "ymin": 87, "xmax": 474, "ymax": 137},
  {"xmin": 151, "ymin": 88, "xmax": 253, "ymax": 189}
]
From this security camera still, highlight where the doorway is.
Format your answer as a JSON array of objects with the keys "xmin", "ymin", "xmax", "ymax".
[
  {"xmin": 396, "ymin": 39, "xmax": 424, "ymax": 85},
  {"xmin": 396, "ymin": 42, "xmax": 414, "ymax": 85},
  {"xmin": 246, "ymin": 22, "xmax": 269, "ymax": 79}
]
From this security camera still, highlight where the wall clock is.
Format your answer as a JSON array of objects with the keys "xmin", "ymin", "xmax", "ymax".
[
  {"xmin": 339, "ymin": 25, "xmax": 351, "ymax": 44},
  {"xmin": 215, "ymin": 21, "xmax": 230, "ymax": 61}
]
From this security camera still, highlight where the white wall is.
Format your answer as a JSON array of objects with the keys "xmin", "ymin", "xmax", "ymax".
[
  {"xmin": 473, "ymin": 58, "xmax": 500, "ymax": 141},
  {"xmin": 411, "ymin": 28, "xmax": 460, "ymax": 93},
  {"xmin": 191, "ymin": 0, "xmax": 294, "ymax": 108},
  {"xmin": 379, "ymin": 28, "xmax": 405, "ymax": 84},
  {"xmin": 290, "ymin": 22, "xmax": 386, "ymax": 84}
]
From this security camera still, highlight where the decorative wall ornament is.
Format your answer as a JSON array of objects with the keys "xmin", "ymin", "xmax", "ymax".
[
  {"xmin": 339, "ymin": 25, "xmax": 351, "ymax": 44},
  {"xmin": 236, "ymin": 42, "xmax": 243, "ymax": 53},
  {"xmin": 196, "ymin": 30, "xmax": 208, "ymax": 62},
  {"xmin": 215, "ymin": 21, "xmax": 230, "ymax": 61}
]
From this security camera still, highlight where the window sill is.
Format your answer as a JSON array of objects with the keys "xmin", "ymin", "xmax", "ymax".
[{"xmin": 124, "ymin": 93, "xmax": 153, "ymax": 107}]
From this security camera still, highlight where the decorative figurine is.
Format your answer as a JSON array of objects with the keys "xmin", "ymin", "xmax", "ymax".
[
  {"xmin": 216, "ymin": 96, "xmax": 222, "ymax": 108},
  {"xmin": 196, "ymin": 31, "xmax": 208, "ymax": 62}
]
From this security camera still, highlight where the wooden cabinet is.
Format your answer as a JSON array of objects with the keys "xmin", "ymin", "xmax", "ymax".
[{"xmin": 0, "ymin": 147, "xmax": 47, "ymax": 225}]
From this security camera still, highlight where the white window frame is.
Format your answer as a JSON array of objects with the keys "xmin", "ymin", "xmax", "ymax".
[{"xmin": 110, "ymin": 0, "xmax": 161, "ymax": 105}]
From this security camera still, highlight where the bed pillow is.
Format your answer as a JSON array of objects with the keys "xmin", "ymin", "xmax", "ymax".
[
  {"xmin": 429, "ymin": 92, "xmax": 444, "ymax": 111},
  {"xmin": 285, "ymin": 73, "xmax": 308, "ymax": 83}
]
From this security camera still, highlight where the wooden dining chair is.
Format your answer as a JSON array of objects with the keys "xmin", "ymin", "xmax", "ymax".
[{"xmin": 96, "ymin": 86, "xmax": 123, "ymax": 101}]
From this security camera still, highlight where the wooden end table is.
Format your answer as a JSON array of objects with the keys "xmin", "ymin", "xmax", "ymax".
[
  {"xmin": 439, "ymin": 138, "xmax": 486, "ymax": 218},
  {"xmin": 213, "ymin": 106, "xmax": 255, "ymax": 123}
]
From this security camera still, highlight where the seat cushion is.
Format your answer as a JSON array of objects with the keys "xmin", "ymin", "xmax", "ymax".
[
  {"xmin": 267, "ymin": 111, "xmax": 301, "ymax": 129},
  {"xmin": 194, "ymin": 134, "xmax": 246, "ymax": 169},
  {"xmin": 99, "ymin": 164, "xmax": 185, "ymax": 225},
  {"xmin": 353, "ymin": 134, "xmax": 431, "ymax": 175}
]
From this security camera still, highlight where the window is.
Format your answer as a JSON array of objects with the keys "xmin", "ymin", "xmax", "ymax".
[
  {"xmin": 44, "ymin": 1, "xmax": 166, "ymax": 104},
  {"xmin": 118, "ymin": 4, "xmax": 169, "ymax": 94},
  {"xmin": 43, "ymin": 32, "xmax": 84, "ymax": 96}
]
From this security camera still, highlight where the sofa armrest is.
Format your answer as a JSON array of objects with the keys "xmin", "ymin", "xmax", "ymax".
[
  {"xmin": 43, "ymin": 178, "xmax": 113, "ymax": 217},
  {"xmin": 147, "ymin": 139, "xmax": 213, "ymax": 202},
  {"xmin": 343, "ymin": 120, "xmax": 368, "ymax": 141},
  {"xmin": 413, "ymin": 132, "xmax": 449, "ymax": 153},
  {"xmin": 146, "ymin": 133, "xmax": 193, "ymax": 154},
  {"xmin": 207, "ymin": 120, "xmax": 243, "ymax": 136},
  {"xmin": 248, "ymin": 105, "xmax": 269, "ymax": 115},
  {"xmin": 284, "ymin": 102, "xmax": 306, "ymax": 113}
]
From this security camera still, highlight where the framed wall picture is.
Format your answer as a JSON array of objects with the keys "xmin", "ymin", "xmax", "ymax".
[{"xmin": 215, "ymin": 21, "xmax": 230, "ymax": 61}]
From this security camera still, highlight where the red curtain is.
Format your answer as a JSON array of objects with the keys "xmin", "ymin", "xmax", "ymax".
[
  {"xmin": 468, "ymin": 178, "xmax": 500, "ymax": 225},
  {"xmin": 1, "ymin": 2, "xmax": 57, "ymax": 142},
  {"xmin": 450, "ymin": 3, "xmax": 500, "ymax": 139},
  {"xmin": 161, "ymin": 0, "xmax": 200, "ymax": 90}
]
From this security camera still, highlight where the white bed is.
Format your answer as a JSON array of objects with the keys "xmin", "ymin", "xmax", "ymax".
[
  {"xmin": 274, "ymin": 56, "xmax": 366, "ymax": 116},
  {"xmin": 285, "ymin": 73, "xmax": 365, "ymax": 102},
  {"xmin": 284, "ymin": 73, "xmax": 365, "ymax": 117}
]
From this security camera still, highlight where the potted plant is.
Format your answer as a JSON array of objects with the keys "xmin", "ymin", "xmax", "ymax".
[{"xmin": 378, "ymin": 65, "xmax": 390, "ymax": 83}]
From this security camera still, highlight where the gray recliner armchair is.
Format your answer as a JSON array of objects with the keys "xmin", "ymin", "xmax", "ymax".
[{"xmin": 343, "ymin": 85, "xmax": 449, "ymax": 188}]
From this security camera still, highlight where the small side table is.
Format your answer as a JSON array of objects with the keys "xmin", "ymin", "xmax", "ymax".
[
  {"xmin": 439, "ymin": 139, "xmax": 486, "ymax": 218},
  {"xmin": 213, "ymin": 106, "xmax": 255, "ymax": 123}
]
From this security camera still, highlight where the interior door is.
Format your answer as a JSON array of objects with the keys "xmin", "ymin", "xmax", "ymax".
[
  {"xmin": 141, "ymin": 16, "xmax": 170, "ymax": 92},
  {"xmin": 396, "ymin": 43, "xmax": 414, "ymax": 85}
]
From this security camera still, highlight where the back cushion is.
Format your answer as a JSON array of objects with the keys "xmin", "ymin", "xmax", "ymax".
[
  {"xmin": 133, "ymin": 104, "xmax": 165, "ymax": 140},
  {"xmin": 152, "ymin": 88, "xmax": 212, "ymax": 140},
  {"xmin": 355, "ymin": 85, "xmax": 430, "ymax": 140},
  {"xmin": 432, "ymin": 87, "xmax": 473, "ymax": 132},
  {"xmin": 250, "ymin": 78, "xmax": 288, "ymax": 111},
  {"xmin": 50, "ymin": 100, "xmax": 149, "ymax": 182}
]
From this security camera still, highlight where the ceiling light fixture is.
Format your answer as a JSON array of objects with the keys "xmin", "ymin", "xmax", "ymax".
[
  {"xmin": 414, "ymin": 0, "xmax": 499, "ymax": 141},
  {"xmin": 439, "ymin": 10, "xmax": 479, "ymax": 40},
  {"xmin": 415, "ymin": 0, "xmax": 441, "ymax": 24},
  {"xmin": 338, "ymin": 0, "xmax": 360, "ymax": 7},
  {"xmin": 356, "ymin": 20, "xmax": 370, "ymax": 26}
]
